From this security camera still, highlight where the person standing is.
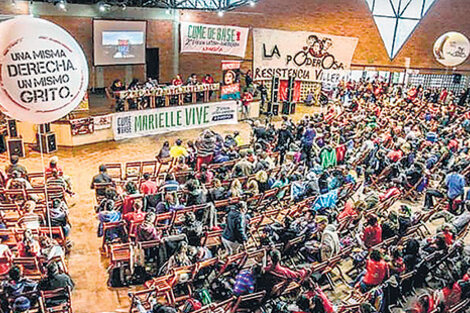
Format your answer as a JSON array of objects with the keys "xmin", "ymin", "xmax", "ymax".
[
  {"xmin": 195, "ymin": 130, "xmax": 216, "ymax": 171},
  {"xmin": 301, "ymin": 123, "xmax": 316, "ymax": 168},
  {"xmin": 222, "ymin": 202, "xmax": 248, "ymax": 255}
]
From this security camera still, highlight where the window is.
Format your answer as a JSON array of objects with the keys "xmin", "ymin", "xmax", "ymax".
[{"xmin": 366, "ymin": 0, "xmax": 437, "ymax": 59}]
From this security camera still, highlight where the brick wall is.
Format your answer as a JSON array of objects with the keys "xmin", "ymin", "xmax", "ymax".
[
  {"xmin": 41, "ymin": 16, "xmax": 175, "ymax": 88},
  {"xmin": 179, "ymin": 0, "xmax": 470, "ymax": 80},
  {"xmin": 1, "ymin": 0, "xmax": 470, "ymax": 88},
  {"xmin": 0, "ymin": 1, "xmax": 29, "ymax": 15}
]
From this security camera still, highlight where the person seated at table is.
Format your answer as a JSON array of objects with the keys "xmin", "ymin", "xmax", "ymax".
[
  {"xmin": 202, "ymin": 73, "xmax": 214, "ymax": 84},
  {"xmin": 145, "ymin": 77, "xmax": 159, "ymax": 89},
  {"xmin": 18, "ymin": 201, "xmax": 42, "ymax": 230},
  {"xmin": 186, "ymin": 73, "xmax": 199, "ymax": 86},
  {"xmin": 109, "ymin": 79, "xmax": 126, "ymax": 111},
  {"xmin": 171, "ymin": 74, "xmax": 183, "ymax": 86},
  {"xmin": 110, "ymin": 79, "xmax": 125, "ymax": 93}
]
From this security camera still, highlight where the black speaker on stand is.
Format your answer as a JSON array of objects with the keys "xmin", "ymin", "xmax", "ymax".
[
  {"xmin": 267, "ymin": 77, "xmax": 280, "ymax": 116},
  {"xmin": 7, "ymin": 119, "xmax": 18, "ymax": 138},
  {"xmin": 36, "ymin": 124, "xmax": 57, "ymax": 154}
]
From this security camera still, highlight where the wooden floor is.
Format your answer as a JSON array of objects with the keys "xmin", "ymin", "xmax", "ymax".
[
  {"xmin": 0, "ymin": 103, "xmax": 326, "ymax": 313},
  {"xmin": 4, "ymin": 121, "xmax": 256, "ymax": 313}
]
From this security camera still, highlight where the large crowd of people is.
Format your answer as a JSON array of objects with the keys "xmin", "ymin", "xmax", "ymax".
[
  {"xmin": 0, "ymin": 156, "xmax": 74, "ymax": 312},
  {"xmin": 90, "ymin": 79, "xmax": 470, "ymax": 313},
  {"xmin": 1, "ymin": 76, "xmax": 469, "ymax": 312}
]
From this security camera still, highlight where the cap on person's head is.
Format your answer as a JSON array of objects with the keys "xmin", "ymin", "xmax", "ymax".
[
  {"xmin": 99, "ymin": 164, "xmax": 107, "ymax": 172},
  {"xmin": 176, "ymin": 139, "xmax": 182, "ymax": 145},
  {"xmin": 315, "ymin": 215, "xmax": 328, "ymax": 224},
  {"xmin": 13, "ymin": 296, "xmax": 30, "ymax": 312},
  {"xmin": 143, "ymin": 173, "xmax": 150, "ymax": 180},
  {"xmin": 11, "ymin": 155, "xmax": 19, "ymax": 164}
]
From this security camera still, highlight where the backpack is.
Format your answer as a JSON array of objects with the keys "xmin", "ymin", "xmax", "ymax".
[
  {"xmin": 182, "ymin": 298, "xmax": 202, "ymax": 312},
  {"xmin": 193, "ymin": 288, "xmax": 212, "ymax": 306}
]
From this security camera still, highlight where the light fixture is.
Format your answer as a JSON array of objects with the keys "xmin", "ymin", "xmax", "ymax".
[
  {"xmin": 249, "ymin": 1, "xmax": 255, "ymax": 7},
  {"xmin": 55, "ymin": 0, "xmax": 67, "ymax": 11},
  {"xmin": 11, "ymin": 0, "xmax": 16, "ymax": 7},
  {"xmin": 99, "ymin": 3, "xmax": 106, "ymax": 12},
  {"xmin": 217, "ymin": 10, "xmax": 224, "ymax": 17}
]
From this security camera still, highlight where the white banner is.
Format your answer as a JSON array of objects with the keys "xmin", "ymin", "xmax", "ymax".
[
  {"xmin": 113, "ymin": 101, "xmax": 238, "ymax": 140},
  {"xmin": 180, "ymin": 22, "xmax": 249, "ymax": 58},
  {"xmin": 253, "ymin": 28, "xmax": 358, "ymax": 82}
]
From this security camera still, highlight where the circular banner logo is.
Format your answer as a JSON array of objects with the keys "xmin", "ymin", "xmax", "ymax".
[
  {"xmin": 433, "ymin": 32, "xmax": 470, "ymax": 67},
  {"xmin": 0, "ymin": 16, "xmax": 88, "ymax": 123}
]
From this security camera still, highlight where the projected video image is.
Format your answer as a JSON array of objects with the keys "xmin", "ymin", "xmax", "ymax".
[
  {"xmin": 93, "ymin": 20, "xmax": 147, "ymax": 66},
  {"xmin": 102, "ymin": 31, "xmax": 144, "ymax": 59}
]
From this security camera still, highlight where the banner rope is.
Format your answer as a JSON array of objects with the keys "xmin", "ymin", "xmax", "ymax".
[{"xmin": 37, "ymin": 126, "xmax": 53, "ymax": 239}]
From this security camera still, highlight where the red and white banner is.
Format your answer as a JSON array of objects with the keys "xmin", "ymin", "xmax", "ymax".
[{"xmin": 253, "ymin": 28, "xmax": 358, "ymax": 82}]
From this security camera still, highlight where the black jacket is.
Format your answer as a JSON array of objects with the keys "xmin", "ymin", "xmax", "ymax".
[{"xmin": 222, "ymin": 207, "xmax": 248, "ymax": 243}]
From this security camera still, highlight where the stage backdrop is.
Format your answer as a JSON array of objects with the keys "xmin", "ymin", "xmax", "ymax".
[
  {"xmin": 253, "ymin": 28, "xmax": 358, "ymax": 83},
  {"xmin": 113, "ymin": 101, "xmax": 238, "ymax": 140},
  {"xmin": 180, "ymin": 22, "xmax": 249, "ymax": 57}
]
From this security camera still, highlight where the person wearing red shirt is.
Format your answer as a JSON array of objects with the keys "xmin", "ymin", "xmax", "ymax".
[
  {"xmin": 413, "ymin": 293, "xmax": 435, "ymax": 313},
  {"xmin": 201, "ymin": 74, "xmax": 214, "ymax": 84},
  {"xmin": 387, "ymin": 145, "xmax": 403, "ymax": 162},
  {"xmin": 442, "ymin": 225, "xmax": 455, "ymax": 246},
  {"xmin": 171, "ymin": 74, "xmax": 183, "ymax": 86},
  {"xmin": 361, "ymin": 249, "xmax": 389, "ymax": 292},
  {"xmin": 361, "ymin": 215, "xmax": 382, "ymax": 248},
  {"xmin": 17, "ymin": 229, "xmax": 41, "ymax": 258},
  {"xmin": 140, "ymin": 173, "xmax": 158, "ymax": 195},
  {"xmin": 337, "ymin": 200, "xmax": 364, "ymax": 221},
  {"xmin": 439, "ymin": 88, "xmax": 448, "ymax": 103},
  {"xmin": 123, "ymin": 200, "xmax": 146, "ymax": 236},
  {"xmin": 45, "ymin": 156, "xmax": 64, "ymax": 177},
  {"xmin": 264, "ymin": 249, "xmax": 307, "ymax": 281},
  {"xmin": 241, "ymin": 89, "xmax": 253, "ymax": 119},
  {"xmin": 122, "ymin": 181, "xmax": 140, "ymax": 216}
]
